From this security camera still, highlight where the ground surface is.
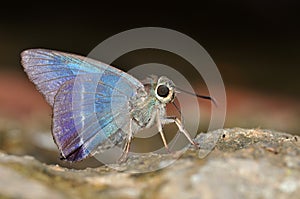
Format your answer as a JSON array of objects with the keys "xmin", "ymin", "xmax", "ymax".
[{"xmin": 0, "ymin": 128, "xmax": 299, "ymax": 199}]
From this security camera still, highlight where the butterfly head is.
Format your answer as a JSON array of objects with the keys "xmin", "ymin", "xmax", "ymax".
[{"xmin": 155, "ymin": 76, "xmax": 176, "ymax": 104}]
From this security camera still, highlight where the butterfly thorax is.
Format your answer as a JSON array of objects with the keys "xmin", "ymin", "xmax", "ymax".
[
  {"xmin": 129, "ymin": 85, "xmax": 162, "ymax": 129},
  {"xmin": 129, "ymin": 76, "xmax": 175, "ymax": 133}
]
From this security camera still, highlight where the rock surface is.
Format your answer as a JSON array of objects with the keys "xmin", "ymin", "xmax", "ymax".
[{"xmin": 0, "ymin": 128, "xmax": 299, "ymax": 199}]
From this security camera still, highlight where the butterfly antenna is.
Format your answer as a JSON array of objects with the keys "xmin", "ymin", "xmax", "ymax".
[{"xmin": 176, "ymin": 87, "xmax": 218, "ymax": 107}]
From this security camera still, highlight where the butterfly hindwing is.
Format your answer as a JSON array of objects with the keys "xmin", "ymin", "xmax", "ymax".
[{"xmin": 53, "ymin": 74, "xmax": 133, "ymax": 161}]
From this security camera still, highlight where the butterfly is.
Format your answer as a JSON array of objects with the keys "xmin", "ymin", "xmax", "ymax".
[{"xmin": 21, "ymin": 49, "xmax": 213, "ymax": 162}]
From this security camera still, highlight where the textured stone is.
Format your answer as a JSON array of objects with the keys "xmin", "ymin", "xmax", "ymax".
[{"xmin": 0, "ymin": 128, "xmax": 299, "ymax": 199}]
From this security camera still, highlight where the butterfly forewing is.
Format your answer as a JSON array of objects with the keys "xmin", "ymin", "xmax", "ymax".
[{"xmin": 21, "ymin": 49, "xmax": 143, "ymax": 106}]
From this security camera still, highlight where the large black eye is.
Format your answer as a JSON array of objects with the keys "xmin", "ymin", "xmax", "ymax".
[{"xmin": 157, "ymin": 85, "xmax": 169, "ymax": 97}]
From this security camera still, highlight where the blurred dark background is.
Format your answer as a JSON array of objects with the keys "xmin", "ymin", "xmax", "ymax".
[{"xmin": 0, "ymin": 1, "xmax": 299, "ymax": 167}]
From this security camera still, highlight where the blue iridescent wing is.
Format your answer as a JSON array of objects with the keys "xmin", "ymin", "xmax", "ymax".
[
  {"xmin": 21, "ymin": 49, "xmax": 143, "ymax": 106},
  {"xmin": 53, "ymin": 74, "xmax": 133, "ymax": 161},
  {"xmin": 21, "ymin": 49, "xmax": 144, "ymax": 161}
]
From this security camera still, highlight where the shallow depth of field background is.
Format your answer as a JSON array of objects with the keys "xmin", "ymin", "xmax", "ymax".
[{"xmin": 0, "ymin": 1, "xmax": 299, "ymax": 167}]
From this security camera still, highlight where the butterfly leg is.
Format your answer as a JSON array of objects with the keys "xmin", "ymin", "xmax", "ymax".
[
  {"xmin": 156, "ymin": 110, "xmax": 170, "ymax": 153},
  {"xmin": 162, "ymin": 116, "xmax": 199, "ymax": 149},
  {"xmin": 118, "ymin": 119, "xmax": 134, "ymax": 163}
]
